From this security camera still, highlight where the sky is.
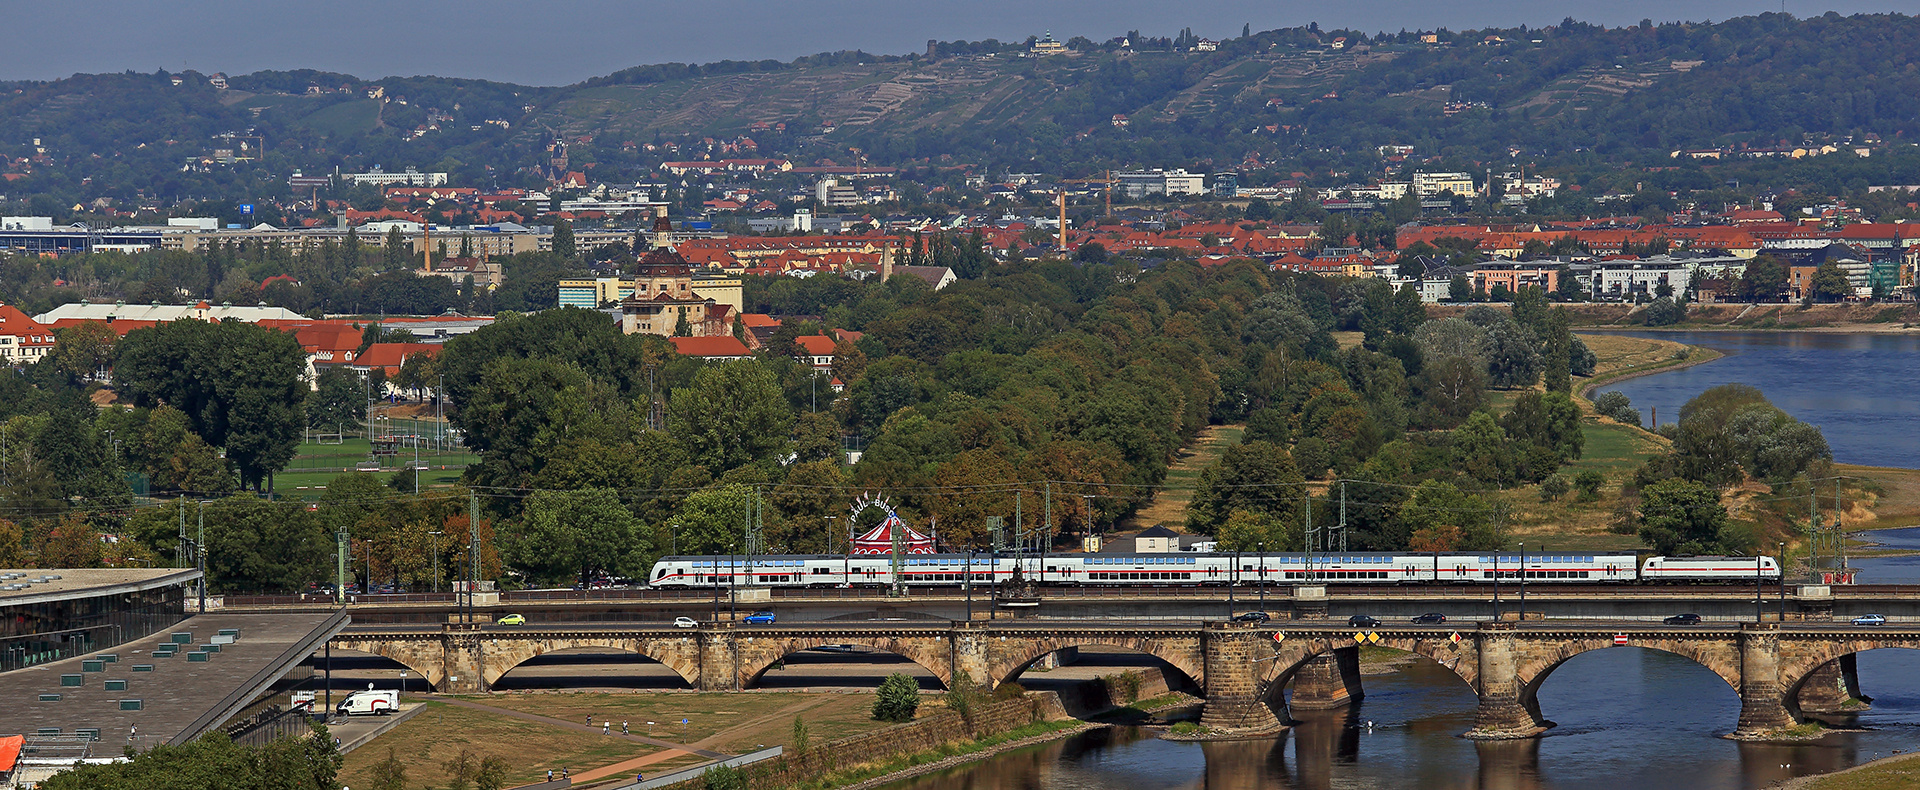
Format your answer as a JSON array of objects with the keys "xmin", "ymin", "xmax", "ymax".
[{"xmin": 2, "ymin": 0, "xmax": 1915, "ymax": 86}]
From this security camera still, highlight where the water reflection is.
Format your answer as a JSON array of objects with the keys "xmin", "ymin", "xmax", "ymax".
[
  {"xmin": 883, "ymin": 645, "xmax": 1920, "ymax": 790},
  {"xmin": 1593, "ymin": 331, "xmax": 1920, "ymax": 468}
]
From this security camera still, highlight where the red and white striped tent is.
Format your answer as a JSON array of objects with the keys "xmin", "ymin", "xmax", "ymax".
[{"xmin": 849, "ymin": 511, "xmax": 936, "ymax": 555}]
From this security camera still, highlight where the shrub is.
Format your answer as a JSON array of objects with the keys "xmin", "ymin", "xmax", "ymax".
[
  {"xmin": 873, "ymin": 673, "xmax": 921, "ymax": 722},
  {"xmin": 1114, "ymin": 671, "xmax": 1142, "ymax": 704},
  {"xmin": 1593, "ymin": 391, "xmax": 1641, "ymax": 427},
  {"xmin": 993, "ymin": 681, "xmax": 1027, "ymax": 701},
  {"xmin": 703, "ymin": 764, "xmax": 746, "ymax": 790},
  {"xmin": 1573, "ymin": 470, "xmax": 1606, "ymax": 502},
  {"xmin": 1540, "ymin": 474, "xmax": 1570, "ymax": 502},
  {"xmin": 1170, "ymin": 721, "xmax": 1204, "ymax": 735}
]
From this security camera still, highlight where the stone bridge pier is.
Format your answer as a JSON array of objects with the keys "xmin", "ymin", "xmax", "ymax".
[{"xmin": 328, "ymin": 620, "xmax": 1918, "ymax": 741}]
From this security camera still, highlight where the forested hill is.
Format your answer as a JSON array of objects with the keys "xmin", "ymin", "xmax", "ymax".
[{"xmin": 4, "ymin": 12, "xmax": 1919, "ymax": 202}]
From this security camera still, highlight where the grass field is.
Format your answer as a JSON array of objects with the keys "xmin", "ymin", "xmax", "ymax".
[
  {"xmin": 342, "ymin": 692, "xmax": 900, "ymax": 788},
  {"xmin": 1802, "ymin": 752, "xmax": 1920, "ymax": 790},
  {"xmin": 275, "ymin": 427, "xmax": 477, "ymax": 496},
  {"xmin": 338, "ymin": 700, "xmax": 657, "ymax": 788},
  {"xmin": 1122, "ymin": 425, "xmax": 1244, "ymax": 531},
  {"xmin": 467, "ymin": 691, "xmax": 896, "ymax": 755}
]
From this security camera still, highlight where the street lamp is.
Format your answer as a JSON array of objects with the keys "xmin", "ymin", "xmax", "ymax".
[
  {"xmin": 1756, "ymin": 550, "xmax": 1765, "ymax": 623},
  {"xmin": 429, "ymin": 531, "xmax": 444, "ymax": 593},
  {"xmin": 1227, "ymin": 549, "xmax": 1237, "ymax": 619}
]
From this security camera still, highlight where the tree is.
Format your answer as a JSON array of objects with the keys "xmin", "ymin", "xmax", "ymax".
[
  {"xmin": 1076, "ymin": 242, "xmax": 1108, "ymax": 263},
  {"xmin": 1541, "ymin": 308, "xmax": 1572, "ymax": 394},
  {"xmin": 115, "ymin": 319, "xmax": 306, "ymax": 490},
  {"xmin": 50, "ymin": 320, "xmax": 116, "ymax": 381},
  {"xmin": 1637, "ymin": 478, "xmax": 1736, "ymax": 556},
  {"xmin": 1402, "ymin": 480, "xmax": 1503, "ymax": 550},
  {"xmin": 1740, "ymin": 256, "xmax": 1788, "ymax": 301},
  {"xmin": 1414, "ymin": 355, "xmax": 1485, "ymax": 428},
  {"xmin": 370, "ymin": 747, "xmax": 409, "ymax": 790},
  {"xmin": 1593, "ymin": 391, "xmax": 1641, "ymax": 426},
  {"xmin": 1448, "ymin": 275, "xmax": 1471, "ymax": 302},
  {"xmin": 553, "ymin": 218, "xmax": 577, "ymax": 258},
  {"xmin": 384, "ymin": 226, "xmax": 408, "ymax": 270},
  {"xmin": 307, "ymin": 367, "xmax": 364, "ymax": 431},
  {"xmin": 505, "ymin": 488, "xmax": 649, "ymax": 586},
  {"xmin": 873, "ymin": 673, "xmax": 921, "ymax": 722},
  {"xmin": 1480, "ymin": 319, "xmax": 1540, "ymax": 389},
  {"xmin": 1186, "ymin": 441, "xmax": 1303, "ymax": 537},
  {"xmin": 1642, "ymin": 296, "xmax": 1686, "ymax": 326},
  {"xmin": 667, "ymin": 361, "xmax": 793, "ymax": 472},
  {"xmin": 1452, "ymin": 411, "xmax": 1512, "ymax": 486},
  {"xmin": 1809, "ymin": 262, "xmax": 1852, "ymax": 302},
  {"xmin": 39, "ymin": 727, "xmax": 342, "ymax": 790}
]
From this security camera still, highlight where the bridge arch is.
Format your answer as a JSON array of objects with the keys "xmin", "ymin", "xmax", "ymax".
[
  {"xmin": 990, "ymin": 633, "xmax": 1204, "ymax": 690},
  {"xmin": 328, "ymin": 637, "xmax": 448, "ymax": 691},
  {"xmin": 1257, "ymin": 635, "xmax": 1478, "ymax": 709},
  {"xmin": 1514, "ymin": 637, "xmax": 1741, "ymax": 727},
  {"xmin": 738, "ymin": 634, "xmax": 954, "ymax": 690},
  {"xmin": 481, "ymin": 636, "xmax": 702, "ymax": 689}
]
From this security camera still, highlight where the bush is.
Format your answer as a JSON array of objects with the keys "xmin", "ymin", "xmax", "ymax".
[
  {"xmin": 1643, "ymin": 296, "xmax": 1686, "ymax": 326},
  {"xmin": 703, "ymin": 763, "xmax": 747, "ymax": 790},
  {"xmin": 1113, "ymin": 671, "xmax": 1142, "ymax": 704},
  {"xmin": 1573, "ymin": 470, "xmax": 1606, "ymax": 502},
  {"xmin": 1593, "ymin": 391, "xmax": 1641, "ymax": 426},
  {"xmin": 873, "ymin": 673, "xmax": 921, "ymax": 722},
  {"xmin": 993, "ymin": 681, "xmax": 1027, "ymax": 701},
  {"xmin": 1540, "ymin": 474, "xmax": 1570, "ymax": 502},
  {"xmin": 1170, "ymin": 721, "xmax": 1205, "ymax": 735}
]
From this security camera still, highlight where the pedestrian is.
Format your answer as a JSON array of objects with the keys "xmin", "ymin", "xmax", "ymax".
[
  {"xmin": 622, "ymin": 720, "xmax": 629, "ymax": 735},
  {"xmin": 603, "ymin": 721, "xmax": 610, "ymax": 735},
  {"xmin": 563, "ymin": 767, "xmax": 570, "ymax": 778},
  {"xmin": 586, "ymin": 714, "xmax": 592, "ymax": 726},
  {"xmin": 546, "ymin": 769, "xmax": 553, "ymax": 782}
]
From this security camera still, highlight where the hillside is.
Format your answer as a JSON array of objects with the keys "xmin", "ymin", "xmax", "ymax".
[{"xmin": 5, "ymin": 12, "xmax": 1920, "ymax": 204}]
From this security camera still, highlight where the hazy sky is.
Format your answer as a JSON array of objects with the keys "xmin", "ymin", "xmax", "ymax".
[{"xmin": 3, "ymin": 0, "xmax": 1915, "ymax": 86}]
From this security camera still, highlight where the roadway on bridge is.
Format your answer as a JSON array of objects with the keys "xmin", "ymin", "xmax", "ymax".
[{"xmin": 337, "ymin": 618, "xmax": 1917, "ymax": 639}]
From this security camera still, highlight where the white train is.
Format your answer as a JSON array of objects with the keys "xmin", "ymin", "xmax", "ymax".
[{"xmin": 645, "ymin": 552, "xmax": 1778, "ymax": 588}]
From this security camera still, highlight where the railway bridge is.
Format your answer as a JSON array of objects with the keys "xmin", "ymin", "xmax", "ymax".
[{"xmin": 331, "ymin": 620, "xmax": 1919, "ymax": 740}]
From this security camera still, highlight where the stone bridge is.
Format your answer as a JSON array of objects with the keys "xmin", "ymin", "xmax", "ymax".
[{"xmin": 330, "ymin": 621, "xmax": 1920, "ymax": 740}]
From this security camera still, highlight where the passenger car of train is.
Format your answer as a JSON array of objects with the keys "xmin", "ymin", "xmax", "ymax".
[{"xmin": 645, "ymin": 551, "xmax": 1776, "ymax": 588}]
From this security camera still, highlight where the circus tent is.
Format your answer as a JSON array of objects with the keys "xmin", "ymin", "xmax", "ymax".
[{"xmin": 849, "ymin": 512, "xmax": 936, "ymax": 555}]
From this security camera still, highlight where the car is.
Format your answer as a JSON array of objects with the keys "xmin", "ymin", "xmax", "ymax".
[
  {"xmin": 1853, "ymin": 614, "xmax": 1887, "ymax": 626},
  {"xmin": 1411, "ymin": 612, "xmax": 1447, "ymax": 624},
  {"xmin": 1348, "ymin": 615, "xmax": 1381, "ymax": 627},
  {"xmin": 496, "ymin": 613, "xmax": 526, "ymax": 626},
  {"xmin": 742, "ymin": 610, "xmax": 776, "ymax": 625},
  {"xmin": 673, "ymin": 616, "xmax": 698, "ymax": 628},
  {"xmin": 1231, "ymin": 611, "xmax": 1271, "ymax": 623},
  {"xmin": 1663, "ymin": 613, "xmax": 1703, "ymax": 626},
  {"xmin": 809, "ymin": 644, "xmax": 859, "ymax": 653}
]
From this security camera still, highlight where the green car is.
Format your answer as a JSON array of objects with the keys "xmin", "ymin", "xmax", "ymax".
[{"xmin": 496, "ymin": 614, "xmax": 526, "ymax": 625}]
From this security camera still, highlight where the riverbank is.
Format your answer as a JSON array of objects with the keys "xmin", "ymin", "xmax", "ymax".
[
  {"xmin": 1575, "ymin": 332, "xmax": 1726, "ymax": 400},
  {"xmin": 1564, "ymin": 302, "xmax": 1920, "ymax": 333},
  {"xmin": 1786, "ymin": 747, "xmax": 1920, "ymax": 789}
]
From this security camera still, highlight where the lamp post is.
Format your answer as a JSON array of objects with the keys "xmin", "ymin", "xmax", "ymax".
[
  {"xmin": 728, "ymin": 543, "xmax": 738, "ymax": 621},
  {"xmin": 428, "ymin": 531, "xmax": 443, "ymax": 593},
  {"xmin": 1493, "ymin": 550, "xmax": 1501, "ymax": 622},
  {"xmin": 1756, "ymin": 551, "xmax": 1765, "ymax": 624}
]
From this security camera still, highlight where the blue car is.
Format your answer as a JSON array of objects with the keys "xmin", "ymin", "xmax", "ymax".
[
  {"xmin": 1853, "ymin": 614, "xmax": 1887, "ymax": 626},
  {"xmin": 743, "ymin": 610, "xmax": 776, "ymax": 625}
]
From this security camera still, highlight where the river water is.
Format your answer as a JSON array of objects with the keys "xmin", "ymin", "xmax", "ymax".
[
  {"xmin": 887, "ymin": 648, "xmax": 1920, "ymax": 790},
  {"xmin": 886, "ymin": 331, "xmax": 1920, "ymax": 788},
  {"xmin": 1592, "ymin": 331, "xmax": 1920, "ymax": 469}
]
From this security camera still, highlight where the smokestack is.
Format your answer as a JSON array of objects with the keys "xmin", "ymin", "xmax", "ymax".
[
  {"xmin": 882, "ymin": 239, "xmax": 895, "ymax": 282},
  {"xmin": 1058, "ymin": 191, "xmax": 1067, "ymax": 250}
]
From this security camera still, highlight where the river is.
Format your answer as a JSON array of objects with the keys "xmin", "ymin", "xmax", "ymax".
[
  {"xmin": 1590, "ymin": 331, "xmax": 1920, "ymax": 469},
  {"xmin": 884, "ymin": 330, "xmax": 1920, "ymax": 788},
  {"xmin": 887, "ymin": 647, "xmax": 1920, "ymax": 790}
]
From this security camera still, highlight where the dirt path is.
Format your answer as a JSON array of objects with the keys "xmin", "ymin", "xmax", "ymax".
[
  {"xmin": 688, "ymin": 695, "xmax": 839, "ymax": 751},
  {"xmin": 1122, "ymin": 425, "xmax": 1244, "ymax": 531}
]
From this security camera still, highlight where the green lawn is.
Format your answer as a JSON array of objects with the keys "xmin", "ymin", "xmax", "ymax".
[{"xmin": 274, "ymin": 433, "xmax": 476, "ymax": 496}]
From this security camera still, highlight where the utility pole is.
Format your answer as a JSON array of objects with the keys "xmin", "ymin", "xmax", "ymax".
[
  {"xmin": 467, "ymin": 489, "xmax": 480, "ymax": 625},
  {"xmin": 1338, "ymin": 482, "xmax": 1348, "ymax": 552},
  {"xmin": 1303, "ymin": 493, "xmax": 1313, "ymax": 582},
  {"xmin": 429, "ymin": 531, "xmax": 443, "ymax": 593},
  {"xmin": 177, "ymin": 500, "xmax": 187, "ymax": 570},
  {"xmin": 335, "ymin": 526, "xmax": 348, "ymax": 606},
  {"xmin": 1042, "ymin": 481, "xmax": 1051, "ymax": 585},
  {"xmin": 197, "ymin": 502, "xmax": 206, "ymax": 613}
]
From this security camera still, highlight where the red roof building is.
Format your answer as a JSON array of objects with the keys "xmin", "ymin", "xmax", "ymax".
[
  {"xmin": 0, "ymin": 303, "xmax": 55, "ymax": 364},
  {"xmin": 668, "ymin": 336, "xmax": 752, "ymax": 360}
]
